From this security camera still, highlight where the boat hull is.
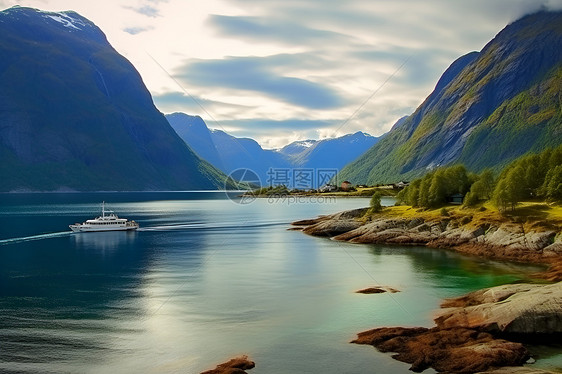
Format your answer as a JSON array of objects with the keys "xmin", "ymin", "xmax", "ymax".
[{"xmin": 69, "ymin": 224, "xmax": 139, "ymax": 232}]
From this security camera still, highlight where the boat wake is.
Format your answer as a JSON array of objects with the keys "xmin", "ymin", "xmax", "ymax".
[
  {"xmin": 138, "ymin": 220, "xmax": 287, "ymax": 232},
  {"xmin": 0, "ymin": 221, "xmax": 288, "ymax": 245},
  {"xmin": 0, "ymin": 231, "xmax": 72, "ymax": 246}
]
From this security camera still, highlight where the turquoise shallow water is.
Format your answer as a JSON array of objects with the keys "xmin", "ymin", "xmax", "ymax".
[{"xmin": 0, "ymin": 192, "xmax": 558, "ymax": 373}]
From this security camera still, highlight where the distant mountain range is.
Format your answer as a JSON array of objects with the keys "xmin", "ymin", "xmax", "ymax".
[
  {"xmin": 338, "ymin": 11, "xmax": 562, "ymax": 185},
  {"xmin": 0, "ymin": 6, "xmax": 231, "ymax": 191},
  {"xmin": 167, "ymin": 113, "xmax": 379, "ymax": 187}
]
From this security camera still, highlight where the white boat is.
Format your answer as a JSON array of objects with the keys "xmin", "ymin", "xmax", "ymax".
[{"xmin": 69, "ymin": 202, "xmax": 139, "ymax": 232}]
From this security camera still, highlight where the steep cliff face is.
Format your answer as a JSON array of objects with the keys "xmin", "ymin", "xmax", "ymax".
[
  {"xmin": 338, "ymin": 11, "xmax": 562, "ymax": 184},
  {"xmin": 0, "ymin": 7, "xmax": 229, "ymax": 191}
]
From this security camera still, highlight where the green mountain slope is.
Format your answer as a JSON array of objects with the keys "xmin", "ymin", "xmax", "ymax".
[{"xmin": 338, "ymin": 11, "xmax": 562, "ymax": 185}]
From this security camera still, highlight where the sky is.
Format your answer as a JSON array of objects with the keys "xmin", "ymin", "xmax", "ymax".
[{"xmin": 2, "ymin": 0, "xmax": 562, "ymax": 148}]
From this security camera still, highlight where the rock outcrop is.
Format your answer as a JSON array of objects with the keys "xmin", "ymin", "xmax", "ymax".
[
  {"xmin": 294, "ymin": 208, "xmax": 368, "ymax": 237},
  {"xmin": 352, "ymin": 326, "xmax": 529, "ymax": 373},
  {"xmin": 200, "ymin": 356, "xmax": 255, "ymax": 374},
  {"xmin": 353, "ymin": 282, "xmax": 562, "ymax": 373},
  {"xmin": 435, "ymin": 282, "xmax": 562, "ymax": 335},
  {"xmin": 294, "ymin": 209, "xmax": 562, "ymax": 268},
  {"xmin": 355, "ymin": 286, "xmax": 400, "ymax": 294}
]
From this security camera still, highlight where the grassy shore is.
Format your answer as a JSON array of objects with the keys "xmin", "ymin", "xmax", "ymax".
[
  {"xmin": 364, "ymin": 201, "xmax": 562, "ymax": 232},
  {"xmin": 246, "ymin": 186, "xmax": 398, "ymax": 197}
]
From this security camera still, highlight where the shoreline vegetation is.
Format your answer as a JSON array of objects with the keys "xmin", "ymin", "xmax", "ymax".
[
  {"xmin": 243, "ymin": 184, "xmax": 399, "ymax": 198},
  {"xmin": 289, "ymin": 146, "xmax": 562, "ymax": 373}
]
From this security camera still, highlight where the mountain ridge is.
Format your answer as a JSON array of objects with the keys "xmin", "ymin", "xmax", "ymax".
[
  {"xmin": 337, "ymin": 11, "xmax": 562, "ymax": 184},
  {"xmin": 167, "ymin": 113, "xmax": 379, "ymax": 187},
  {"xmin": 0, "ymin": 6, "xmax": 231, "ymax": 191}
]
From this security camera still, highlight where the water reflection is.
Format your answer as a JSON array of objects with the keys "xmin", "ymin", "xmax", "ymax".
[
  {"xmin": 72, "ymin": 231, "xmax": 138, "ymax": 252},
  {"xmin": 367, "ymin": 244, "xmax": 546, "ymax": 294},
  {"xmin": 1, "ymin": 194, "xmax": 557, "ymax": 374}
]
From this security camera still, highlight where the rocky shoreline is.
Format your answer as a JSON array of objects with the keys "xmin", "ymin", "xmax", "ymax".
[
  {"xmin": 292, "ymin": 207, "xmax": 562, "ymax": 273},
  {"xmin": 293, "ymin": 207, "xmax": 562, "ymax": 373}
]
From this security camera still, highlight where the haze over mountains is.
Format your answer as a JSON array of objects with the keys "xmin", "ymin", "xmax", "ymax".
[
  {"xmin": 338, "ymin": 11, "xmax": 562, "ymax": 185},
  {"xmin": 1, "ymin": 6, "xmax": 561, "ymax": 191},
  {"xmin": 0, "ymin": 6, "xmax": 230, "ymax": 192},
  {"xmin": 167, "ymin": 112, "xmax": 379, "ymax": 186}
]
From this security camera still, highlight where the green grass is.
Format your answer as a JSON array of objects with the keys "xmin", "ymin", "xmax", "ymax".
[{"xmin": 364, "ymin": 201, "xmax": 562, "ymax": 232}]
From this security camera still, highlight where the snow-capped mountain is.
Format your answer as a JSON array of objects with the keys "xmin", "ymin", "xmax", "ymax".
[{"xmin": 167, "ymin": 113, "xmax": 381, "ymax": 187}]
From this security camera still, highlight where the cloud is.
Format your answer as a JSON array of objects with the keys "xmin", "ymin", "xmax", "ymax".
[
  {"xmin": 215, "ymin": 118, "xmax": 341, "ymax": 148},
  {"xmin": 9, "ymin": 0, "xmax": 562, "ymax": 149},
  {"xmin": 175, "ymin": 55, "xmax": 347, "ymax": 110},
  {"xmin": 135, "ymin": 5, "xmax": 160, "ymax": 17},
  {"xmin": 123, "ymin": 26, "xmax": 153, "ymax": 35},
  {"xmin": 123, "ymin": 4, "xmax": 160, "ymax": 18},
  {"xmin": 221, "ymin": 118, "xmax": 339, "ymax": 132},
  {"xmin": 153, "ymin": 91, "xmax": 254, "ymax": 116},
  {"xmin": 208, "ymin": 14, "xmax": 352, "ymax": 46}
]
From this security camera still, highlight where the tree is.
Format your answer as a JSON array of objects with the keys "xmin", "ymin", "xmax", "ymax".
[
  {"xmin": 428, "ymin": 171, "xmax": 447, "ymax": 207},
  {"xmin": 418, "ymin": 174, "xmax": 432, "ymax": 208},
  {"xmin": 545, "ymin": 165, "xmax": 562, "ymax": 202},
  {"xmin": 493, "ymin": 165, "xmax": 525, "ymax": 212},
  {"xmin": 463, "ymin": 190, "xmax": 480, "ymax": 207},
  {"xmin": 464, "ymin": 169, "xmax": 495, "ymax": 206},
  {"xmin": 442, "ymin": 165, "xmax": 471, "ymax": 195},
  {"xmin": 477, "ymin": 169, "xmax": 495, "ymax": 200},
  {"xmin": 370, "ymin": 191, "xmax": 383, "ymax": 212}
]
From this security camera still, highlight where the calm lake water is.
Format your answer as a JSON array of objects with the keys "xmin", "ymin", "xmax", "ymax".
[{"xmin": 0, "ymin": 192, "xmax": 559, "ymax": 373}]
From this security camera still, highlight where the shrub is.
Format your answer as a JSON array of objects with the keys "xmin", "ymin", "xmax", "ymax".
[{"xmin": 370, "ymin": 192, "xmax": 383, "ymax": 213}]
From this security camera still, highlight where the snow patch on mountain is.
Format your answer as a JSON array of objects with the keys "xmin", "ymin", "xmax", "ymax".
[{"xmin": 43, "ymin": 12, "xmax": 86, "ymax": 30}]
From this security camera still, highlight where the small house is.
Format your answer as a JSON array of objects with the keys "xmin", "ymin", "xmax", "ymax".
[
  {"xmin": 448, "ymin": 193, "xmax": 464, "ymax": 205},
  {"xmin": 341, "ymin": 181, "xmax": 352, "ymax": 191},
  {"xmin": 319, "ymin": 184, "xmax": 337, "ymax": 193},
  {"xmin": 396, "ymin": 181, "xmax": 410, "ymax": 189}
]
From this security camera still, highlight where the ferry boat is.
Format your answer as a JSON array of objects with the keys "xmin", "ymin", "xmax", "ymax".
[{"xmin": 69, "ymin": 202, "xmax": 139, "ymax": 232}]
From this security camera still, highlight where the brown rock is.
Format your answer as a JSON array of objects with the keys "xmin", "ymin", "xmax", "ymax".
[
  {"xmin": 352, "ymin": 326, "xmax": 529, "ymax": 373},
  {"xmin": 200, "ymin": 356, "xmax": 255, "ymax": 374},
  {"xmin": 302, "ymin": 219, "xmax": 362, "ymax": 237},
  {"xmin": 291, "ymin": 217, "xmax": 328, "ymax": 226},
  {"xmin": 355, "ymin": 286, "xmax": 400, "ymax": 294}
]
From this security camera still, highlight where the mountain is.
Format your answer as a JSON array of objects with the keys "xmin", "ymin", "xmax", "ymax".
[
  {"xmin": 278, "ymin": 140, "xmax": 318, "ymax": 158},
  {"xmin": 0, "ymin": 6, "xmax": 230, "ymax": 191},
  {"xmin": 338, "ymin": 11, "xmax": 562, "ymax": 185},
  {"xmin": 166, "ymin": 113, "xmax": 224, "ymax": 170},
  {"xmin": 286, "ymin": 131, "xmax": 379, "ymax": 171},
  {"xmin": 207, "ymin": 128, "xmax": 293, "ymax": 183},
  {"xmin": 167, "ymin": 113, "xmax": 291, "ymax": 184},
  {"xmin": 167, "ymin": 113, "xmax": 379, "ymax": 187}
]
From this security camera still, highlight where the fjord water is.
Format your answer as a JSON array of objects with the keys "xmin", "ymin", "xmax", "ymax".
[{"xmin": 0, "ymin": 193, "xmax": 550, "ymax": 373}]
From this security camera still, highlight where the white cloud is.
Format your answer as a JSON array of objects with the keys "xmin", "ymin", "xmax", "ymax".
[{"xmin": 4, "ymin": 0, "xmax": 562, "ymax": 149}]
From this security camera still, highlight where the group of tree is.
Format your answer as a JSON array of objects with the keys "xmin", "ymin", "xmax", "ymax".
[
  {"xmin": 490, "ymin": 145, "xmax": 562, "ymax": 211},
  {"xmin": 396, "ymin": 164, "xmax": 475, "ymax": 208},
  {"xmin": 394, "ymin": 144, "xmax": 562, "ymax": 212}
]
